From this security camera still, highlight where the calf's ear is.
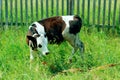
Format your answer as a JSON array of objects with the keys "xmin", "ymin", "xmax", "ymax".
[
  {"xmin": 27, "ymin": 36, "xmax": 36, "ymax": 43},
  {"xmin": 26, "ymin": 35, "xmax": 37, "ymax": 49}
]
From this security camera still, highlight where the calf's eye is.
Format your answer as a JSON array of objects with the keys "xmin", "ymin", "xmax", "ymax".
[
  {"xmin": 38, "ymin": 44, "xmax": 42, "ymax": 48},
  {"xmin": 44, "ymin": 34, "xmax": 47, "ymax": 37}
]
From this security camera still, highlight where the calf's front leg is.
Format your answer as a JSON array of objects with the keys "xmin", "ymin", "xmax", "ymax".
[{"xmin": 30, "ymin": 48, "xmax": 34, "ymax": 60}]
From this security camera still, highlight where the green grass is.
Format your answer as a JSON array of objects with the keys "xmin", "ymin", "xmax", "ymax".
[{"xmin": 0, "ymin": 26, "xmax": 120, "ymax": 80}]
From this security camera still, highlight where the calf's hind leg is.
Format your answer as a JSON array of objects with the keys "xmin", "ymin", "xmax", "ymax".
[
  {"xmin": 74, "ymin": 34, "xmax": 84, "ymax": 59},
  {"xmin": 68, "ymin": 34, "xmax": 84, "ymax": 61}
]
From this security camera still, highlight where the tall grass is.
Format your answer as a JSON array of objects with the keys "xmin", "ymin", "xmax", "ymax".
[{"xmin": 0, "ymin": 26, "xmax": 120, "ymax": 80}]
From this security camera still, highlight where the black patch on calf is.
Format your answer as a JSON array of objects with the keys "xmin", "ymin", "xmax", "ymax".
[
  {"xmin": 46, "ymin": 30, "xmax": 64, "ymax": 44},
  {"xmin": 38, "ymin": 16, "xmax": 66, "ymax": 44},
  {"xmin": 69, "ymin": 16, "xmax": 82, "ymax": 35},
  {"xmin": 69, "ymin": 20, "xmax": 80, "ymax": 35},
  {"xmin": 26, "ymin": 23, "xmax": 40, "ymax": 48},
  {"xmin": 27, "ymin": 36, "xmax": 37, "ymax": 50}
]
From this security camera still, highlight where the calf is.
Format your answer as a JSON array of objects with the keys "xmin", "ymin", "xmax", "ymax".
[{"xmin": 26, "ymin": 15, "xmax": 84, "ymax": 61}]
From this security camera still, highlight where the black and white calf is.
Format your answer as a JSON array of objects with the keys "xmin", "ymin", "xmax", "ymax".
[{"xmin": 26, "ymin": 15, "xmax": 84, "ymax": 61}]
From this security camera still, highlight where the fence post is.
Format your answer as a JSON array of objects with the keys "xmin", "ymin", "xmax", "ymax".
[
  {"xmin": 56, "ymin": 0, "xmax": 59, "ymax": 15},
  {"xmin": 20, "ymin": 0, "xmax": 23, "ymax": 25},
  {"xmin": 67, "ymin": 0, "xmax": 69, "ymax": 15},
  {"xmin": 113, "ymin": 0, "xmax": 117, "ymax": 28},
  {"xmin": 25, "ymin": 0, "xmax": 28, "ymax": 26},
  {"xmin": 36, "ymin": 0, "xmax": 38, "ymax": 20},
  {"xmin": 5, "ymin": 0, "xmax": 8, "ymax": 27},
  {"xmin": 10, "ymin": 0, "xmax": 13, "ymax": 26},
  {"xmin": 82, "ymin": 0, "xmax": 85, "ymax": 25},
  {"xmin": 77, "ymin": 0, "xmax": 80, "ymax": 15},
  {"xmin": 31, "ymin": 0, "xmax": 33, "ymax": 22},
  {"xmin": 69, "ymin": 0, "xmax": 74, "ymax": 15},
  {"xmin": 98, "ymin": 0, "xmax": 101, "ymax": 25},
  {"xmin": 102, "ymin": 0, "xmax": 106, "ymax": 28},
  {"xmin": 46, "ymin": 0, "xmax": 48, "ymax": 17},
  {"xmin": 62, "ymin": 0, "xmax": 64, "ymax": 15},
  {"xmin": 108, "ymin": 0, "xmax": 111, "ymax": 27},
  {"xmin": 0, "ymin": 0, "xmax": 2, "ymax": 26},
  {"xmin": 15, "ymin": 0, "xmax": 18, "ymax": 26},
  {"xmin": 41, "ymin": 0, "xmax": 43, "ymax": 19},
  {"xmin": 51, "ymin": 0, "xmax": 54, "ymax": 16},
  {"xmin": 87, "ymin": 0, "xmax": 90, "ymax": 25},
  {"xmin": 118, "ymin": 5, "xmax": 120, "ymax": 28},
  {"xmin": 93, "ymin": 0, "xmax": 96, "ymax": 26}
]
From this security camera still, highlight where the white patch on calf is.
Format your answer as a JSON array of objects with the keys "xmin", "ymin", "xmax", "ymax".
[
  {"xmin": 33, "ymin": 22, "xmax": 45, "ymax": 34},
  {"xmin": 28, "ymin": 22, "xmax": 49, "ymax": 59},
  {"xmin": 62, "ymin": 15, "xmax": 75, "ymax": 46},
  {"xmin": 62, "ymin": 16, "xmax": 84, "ymax": 60},
  {"xmin": 62, "ymin": 15, "xmax": 74, "ymax": 28},
  {"xmin": 36, "ymin": 34, "xmax": 49, "ymax": 55}
]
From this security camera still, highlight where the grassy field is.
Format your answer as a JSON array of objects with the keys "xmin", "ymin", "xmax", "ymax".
[{"xmin": 0, "ymin": 26, "xmax": 120, "ymax": 80}]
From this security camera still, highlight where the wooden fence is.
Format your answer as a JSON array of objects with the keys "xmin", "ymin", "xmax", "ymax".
[{"xmin": 0, "ymin": 0, "xmax": 120, "ymax": 28}]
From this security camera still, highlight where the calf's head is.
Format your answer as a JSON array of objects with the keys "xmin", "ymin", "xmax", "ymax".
[{"xmin": 27, "ymin": 33, "xmax": 49, "ymax": 55}]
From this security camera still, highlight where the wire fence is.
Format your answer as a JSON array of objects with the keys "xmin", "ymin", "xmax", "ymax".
[{"xmin": 0, "ymin": 0, "xmax": 119, "ymax": 28}]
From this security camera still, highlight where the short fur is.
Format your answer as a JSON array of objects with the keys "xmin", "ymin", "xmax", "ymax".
[
  {"xmin": 38, "ymin": 16, "xmax": 66, "ymax": 44},
  {"xmin": 26, "ymin": 15, "xmax": 84, "ymax": 60}
]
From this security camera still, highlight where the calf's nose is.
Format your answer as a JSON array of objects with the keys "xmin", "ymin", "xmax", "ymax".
[{"xmin": 45, "ymin": 52, "xmax": 49, "ymax": 55}]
